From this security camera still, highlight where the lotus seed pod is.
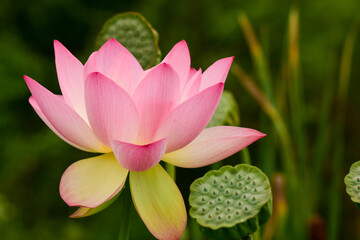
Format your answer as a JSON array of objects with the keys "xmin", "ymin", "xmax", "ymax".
[
  {"xmin": 189, "ymin": 164, "xmax": 272, "ymax": 239},
  {"xmin": 96, "ymin": 12, "xmax": 161, "ymax": 69},
  {"xmin": 344, "ymin": 160, "xmax": 360, "ymax": 209}
]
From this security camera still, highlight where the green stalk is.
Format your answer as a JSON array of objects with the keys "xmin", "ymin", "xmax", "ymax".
[
  {"xmin": 286, "ymin": 8, "xmax": 311, "ymax": 232},
  {"xmin": 328, "ymin": 140, "xmax": 343, "ymax": 240},
  {"xmin": 231, "ymin": 63, "xmax": 296, "ymax": 184},
  {"xmin": 238, "ymin": 11, "xmax": 280, "ymax": 201},
  {"xmin": 165, "ymin": 162, "xmax": 176, "ymax": 180},
  {"xmin": 253, "ymin": 230, "xmax": 261, "ymax": 240},
  {"xmin": 242, "ymin": 234, "xmax": 254, "ymax": 240},
  {"xmin": 258, "ymin": 128, "xmax": 277, "ymax": 176},
  {"xmin": 237, "ymin": 11, "xmax": 296, "ymax": 182},
  {"xmin": 263, "ymin": 173, "xmax": 289, "ymax": 240},
  {"xmin": 210, "ymin": 162, "xmax": 222, "ymax": 170},
  {"xmin": 188, "ymin": 218, "xmax": 204, "ymax": 240},
  {"xmin": 241, "ymin": 148, "xmax": 251, "ymax": 165},
  {"xmin": 287, "ymin": 7, "xmax": 307, "ymax": 185},
  {"xmin": 311, "ymin": 85, "xmax": 334, "ymax": 210},
  {"xmin": 258, "ymin": 99, "xmax": 277, "ymax": 177},
  {"xmin": 118, "ymin": 182, "xmax": 132, "ymax": 240},
  {"xmin": 231, "ymin": 63, "xmax": 305, "ymax": 238},
  {"xmin": 238, "ymin": 12, "xmax": 275, "ymax": 104},
  {"xmin": 328, "ymin": 17, "xmax": 360, "ymax": 240}
]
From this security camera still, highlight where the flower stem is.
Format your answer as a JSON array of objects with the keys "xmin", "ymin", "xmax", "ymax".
[
  {"xmin": 241, "ymin": 148, "xmax": 251, "ymax": 165},
  {"xmin": 232, "ymin": 63, "xmax": 304, "ymax": 238},
  {"xmin": 242, "ymin": 234, "xmax": 254, "ymax": 240},
  {"xmin": 165, "ymin": 162, "xmax": 176, "ymax": 180},
  {"xmin": 253, "ymin": 230, "xmax": 261, "ymax": 240},
  {"xmin": 328, "ymin": 17, "xmax": 360, "ymax": 240},
  {"xmin": 118, "ymin": 182, "xmax": 132, "ymax": 240}
]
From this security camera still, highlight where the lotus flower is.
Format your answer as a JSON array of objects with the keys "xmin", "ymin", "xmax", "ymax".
[{"xmin": 24, "ymin": 39, "xmax": 265, "ymax": 240}]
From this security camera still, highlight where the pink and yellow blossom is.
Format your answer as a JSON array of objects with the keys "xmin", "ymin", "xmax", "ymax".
[{"xmin": 25, "ymin": 39, "xmax": 265, "ymax": 240}]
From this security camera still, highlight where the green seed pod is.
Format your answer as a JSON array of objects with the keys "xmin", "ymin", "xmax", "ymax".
[
  {"xmin": 344, "ymin": 160, "xmax": 360, "ymax": 209},
  {"xmin": 96, "ymin": 12, "xmax": 161, "ymax": 69},
  {"xmin": 189, "ymin": 164, "xmax": 272, "ymax": 239}
]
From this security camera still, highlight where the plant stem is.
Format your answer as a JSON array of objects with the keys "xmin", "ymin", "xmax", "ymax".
[
  {"xmin": 232, "ymin": 63, "xmax": 305, "ymax": 238},
  {"xmin": 232, "ymin": 64, "xmax": 297, "ymax": 181},
  {"xmin": 118, "ymin": 183, "xmax": 132, "ymax": 240},
  {"xmin": 287, "ymin": 7, "xmax": 307, "ymax": 191},
  {"xmin": 238, "ymin": 12, "xmax": 275, "ymax": 105},
  {"xmin": 242, "ymin": 234, "xmax": 254, "ymax": 240},
  {"xmin": 241, "ymin": 148, "xmax": 251, "ymax": 165},
  {"xmin": 311, "ymin": 85, "xmax": 333, "ymax": 210},
  {"xmin": 328, "ymin": 17, "xmax": 360, "ymax": 240},
  {"xmin": 253, "ymin": 229, "xmax": 261, "ymax": 240},
  {"xmin": 165, "ymin": 162, "xmax": 176, "ymax": 180}
]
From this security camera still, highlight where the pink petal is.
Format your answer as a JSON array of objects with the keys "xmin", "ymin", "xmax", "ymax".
[
  {"xmin": 60, "ymin": 153, "xmax": 128, "ymax": 208},
  {"xmin": 94, "ymin": 39, "xmax": 128, "ymax": 75},
  {"xmin": 85, "ymin": 72, "xmax": 140, "ymax": 147},
  {"xmin": 132, "ymin": 67, "xmax": 152, "ymax": 91},
  {"xmin": 107, "ymin": 50, "xmax": 143, "ymax": 93},
  {"xmin": 54, "ymin": 40, "xmax": 87, "ymax": 120},
  {"xmin": 112, "ymin": 138, "xmax": 168, "ymax": 172},
  {"xmin": 200, "ymin": 57, "xmax": 234, "ymax": 91},
  {"xmin": 162, "ymin": 40, "xmax": 190, "ymax": 91},
  {"xmin": 130, "ymin": 164, "xmax": 187, "ymax": 240},
  {"xmin": 83, "ymin": 51, "xmax": 98, "ymax": 79},
  {"xmin": 25, "ymin": 76, "xmax": 108, "ymax": 153},
  {"xmin": 29, "ymin": 97, "xmax": 92, "ymax": 152},
  {"xmin": 132, "ymin": 63, "xmax": 180, "ymax": 144},
  {"xmin": 187, "ymin": 67, "xmax": 197, "ymax": 81},
  {"xmin": 181, "ymin": 68, "xmax": 202, "ymax": 101},
  {"xmin": 155, "ymin": 83, "xmax": 224, "ymax": 153},
  {"xmin": 163, "ymin": 126, "xmax": 266, "ymax": 168}
]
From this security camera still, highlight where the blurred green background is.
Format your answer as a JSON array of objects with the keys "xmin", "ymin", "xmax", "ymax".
[{"xmin": 1, "ymin": 0, "xmax": 360, "ymax": 239}]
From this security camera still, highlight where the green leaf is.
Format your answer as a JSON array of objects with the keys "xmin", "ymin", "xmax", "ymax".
[
  {"xmin": 189, "ymin": 164, "xmax": 272, "ymax": 239},
  {"xmin": 207, "ymin": 90, "xmax": 240, "ymax": 128},
  {"xmin": 96, "ymin": 12, "xmax": 161, "ymax": 69},
  {"xmin": 344, "ymin": 160, "xmax": 360, "ymax": 209}
]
